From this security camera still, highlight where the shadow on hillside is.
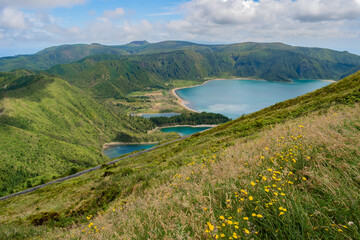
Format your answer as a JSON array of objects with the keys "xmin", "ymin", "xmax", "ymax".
[
  {"xmin": 0, "ymin": 115, "xmax": 30, "ymax": 131},
  {"xmin": 0, "ymin": 76, "xmax": 55, "ymax": 102}
]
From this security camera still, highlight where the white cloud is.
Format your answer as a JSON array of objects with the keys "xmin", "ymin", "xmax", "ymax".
[
  {"xmin": 165, "ymin": 0, "xmax": 360, "ymax": 43},
  {"xmin": 0, "ymin": 7, "xmax": 26, "ymax": 29},
  {"xmin": 103, "ymin": 7, "xmax": 125, "ymax": 19},
  {"xmin": 294, "ymin": 0, "xmax": 360, "ymax": 22},
  {"xmin": 0, "ymin": 0, "xmax": 86, "ymax": 9},
  {"xmin": 176, "ymin": 0, "xmax": 360, "ymax": 26}
]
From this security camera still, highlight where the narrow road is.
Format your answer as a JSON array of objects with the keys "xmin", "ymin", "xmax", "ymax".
[{"xmin": 0, "ymin": 134, "xmax": 192, "ymax": 201}]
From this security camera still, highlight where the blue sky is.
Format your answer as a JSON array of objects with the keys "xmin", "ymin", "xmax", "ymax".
[
  {"xmin": 48, "ymin": 0, "xmax": 184, "ymax": 27},
  {"xmin": 1, "ymin": 0, "xmax": 360, "ymax": 57}
]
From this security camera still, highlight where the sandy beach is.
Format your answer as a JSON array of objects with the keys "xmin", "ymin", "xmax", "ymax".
[{"xmin": 171, "ymin": 87, "xmax": 198, "ymax": 112}]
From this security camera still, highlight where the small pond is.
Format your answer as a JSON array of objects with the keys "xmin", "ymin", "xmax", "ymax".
[{"xmin": 103, "ymin": 144, "xmax": 156, "ymax": 159}]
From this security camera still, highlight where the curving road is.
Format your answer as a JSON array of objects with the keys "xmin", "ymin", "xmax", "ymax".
[{"xmin": 0, "ymin": 134, "xmax": 193, "ymax": 201}]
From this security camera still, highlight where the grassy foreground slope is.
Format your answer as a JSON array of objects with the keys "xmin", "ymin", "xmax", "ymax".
[
  {"xmin": 0, "ymin": 71, "xmax": 168, "ymax": 197},
  {"xmin": 0, "ymin": 71, "xmax": 359, "ymax": 239}
]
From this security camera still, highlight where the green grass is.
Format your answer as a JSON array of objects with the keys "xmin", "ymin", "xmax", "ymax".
[
  {"xmin": 0, "ymin": 72, "xmax": 174, "ymax": 196},
  {"xmin": 0, "ymin": 71, "xmax": 359, "ymax": 239}
]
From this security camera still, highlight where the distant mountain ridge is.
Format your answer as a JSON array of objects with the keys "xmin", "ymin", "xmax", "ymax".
[
  {"xmin": 1, "ymin": 41, "xmax": 359, "ymax": 83},
  {"xmin": 44, "ymin": 43, "xmax": 360, "ymax": 99}
]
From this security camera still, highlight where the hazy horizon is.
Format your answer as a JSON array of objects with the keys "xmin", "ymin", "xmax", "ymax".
[
  {"xmin": 1, "ymin": 40, "xmax": 360, "ymax": 58},
  {"xmin": 1, "ymin": 0, "xmax": 360, "ymax": 57}
]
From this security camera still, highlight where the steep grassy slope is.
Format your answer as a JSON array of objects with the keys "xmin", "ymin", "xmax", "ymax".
[
  {"xmin": 0, "ymin": 72, "xmax": 169, "ymax": 196},
  {"xmin": 1, "ymin": 71, "xmax": 359, "ymax": 239}
]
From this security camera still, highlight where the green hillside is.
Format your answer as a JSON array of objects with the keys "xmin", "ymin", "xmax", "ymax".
[
  {"xmin": 1, "ymin": 71, "xmax": 359, "ymax": 239},
  {"xmin": 0, "ymin": 71, "xmax": 172, "ymax": 196},
  {"xmin": 1, "ymin": 41, "xmax": 360, "ymax": 85}
]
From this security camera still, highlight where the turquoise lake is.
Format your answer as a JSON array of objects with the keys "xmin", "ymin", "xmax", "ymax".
[
  {"xmin": 103, "ymin": 144, "xmax": 156, "ymax": 159},
  {"xmin": 160, "ymin": 126, "xmax": 212, "ymax": 136},
  {"xmin": 175, "ymin": 79, "xmax": 332, "ymax": 119}
]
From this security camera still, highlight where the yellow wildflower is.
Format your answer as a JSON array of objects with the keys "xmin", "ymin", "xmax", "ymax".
[
  {"xmin": 249, "ymin": 196, "xmax": 254, "ymax": 200},
  {"xmin": 257, "ymin": 214, "xmax": 263, "ymax": 218},
  {"xmin": 207, "ymin": 222, "xmax": 214, "ymax": 231},
  {"xmin": 244, "ymin": 228, "xmax": 250, "ymax": 234},
  {"xmin": 243, "ymin": 217, "xmax": 249, "ymax": 220},
  {"xmin": 251, "ymin": 181, "xmax": 256, "ymax": 186}
]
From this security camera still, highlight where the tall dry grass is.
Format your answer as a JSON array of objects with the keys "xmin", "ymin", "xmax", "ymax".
[{"xmin": 42, "ymin": 105, "xmax": 360, "ymax": 239}]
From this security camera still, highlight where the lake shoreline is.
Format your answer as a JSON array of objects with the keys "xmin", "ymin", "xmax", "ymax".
[{"xmin": 171, "ymin": 78, "xmax": 336, "ymax": 111}]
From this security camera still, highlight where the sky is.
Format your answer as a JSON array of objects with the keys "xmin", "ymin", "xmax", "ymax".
[{"xmin": 0, "ymin": 0, "xmax": 360, "ymax": 57}]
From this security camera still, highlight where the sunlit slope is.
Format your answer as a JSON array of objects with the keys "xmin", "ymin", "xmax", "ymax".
[
  {"xmin": 0, "ymin": 71, "xmax": 359, "ymax": 239},
  {"xmin": 0, "ymin": 72, "xmax": 157, "ymax": 196}
]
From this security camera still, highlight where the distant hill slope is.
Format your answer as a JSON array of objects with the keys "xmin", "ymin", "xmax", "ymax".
[
  {"xmin": 0, "ymin": 71, "xmax": 359, "ymax": 239},
  {"xmin": 0, "ymin": 71, "xmax": 162, "ymax": 196},
  {"xmin": 1, "ymin": 41, "xmax": 360, "ymax": 83},
  {"xmin": 0, "ymin": 44, "xmax": 128, "ymax": 72}
]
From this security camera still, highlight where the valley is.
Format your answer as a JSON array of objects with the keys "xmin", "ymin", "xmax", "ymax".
[
  {"xmin": 0, "ymin": 70, "xmax": 359, "ymax": 239},
  {"xmin": 0, "ymin": 40, "xmax": 359, "ymax": 240}
]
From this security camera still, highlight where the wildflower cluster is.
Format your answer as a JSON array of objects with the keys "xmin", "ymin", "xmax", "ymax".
[
  {"xmin": 169, "ymin": 143, "xmax": 227, "ymax": 192},
  {"xmin": 205, "ymin": 125, "xmax": 353, "ymax": 239},
  {"xmin": 81, "ymin": 215, "xmax": 104, "ymax": 234}
]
